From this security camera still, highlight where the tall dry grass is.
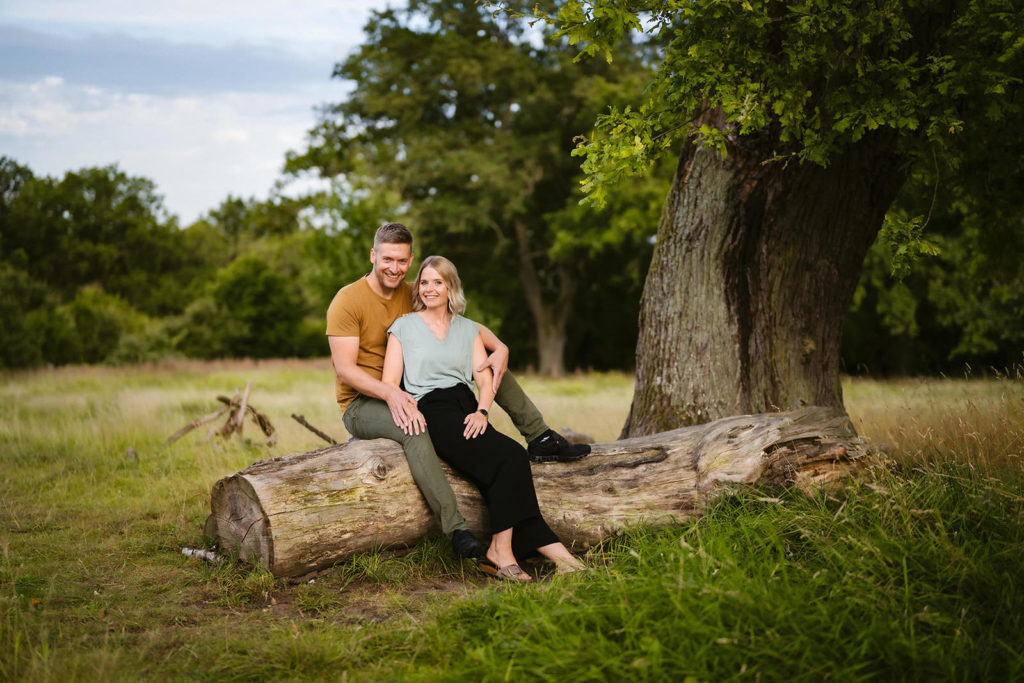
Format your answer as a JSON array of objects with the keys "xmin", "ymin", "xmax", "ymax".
[{"xmin": 845, "ymin": 368, "xmax": 1024, "ymax": 475}]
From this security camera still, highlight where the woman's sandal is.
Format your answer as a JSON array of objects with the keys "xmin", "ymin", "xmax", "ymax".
[{"xmin": 478, "ymin": 559, "xmax": 532, "ymax": 582}]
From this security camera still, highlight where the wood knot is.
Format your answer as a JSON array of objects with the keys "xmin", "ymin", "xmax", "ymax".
[
  {"xmin": 801, "ymin": 336, "xmax": 816, "ymax": 358},
  {"xmin": 367, "ymin": 457, "xmax": 389, "ymax": 480}
]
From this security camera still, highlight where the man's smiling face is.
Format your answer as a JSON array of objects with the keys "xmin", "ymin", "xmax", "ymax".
[{"xmin": 369, "ymin": 242, "xmax": 413, "ymax": 294}]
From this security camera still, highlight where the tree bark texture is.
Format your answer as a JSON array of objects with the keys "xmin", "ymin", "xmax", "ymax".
[
  {"xmin": 207, "ymin": 406, "xmax": 872, "ymax": 578},
  {"xmin": 622, "ymin": 114, "xmax": 906, "ymax": 437}
]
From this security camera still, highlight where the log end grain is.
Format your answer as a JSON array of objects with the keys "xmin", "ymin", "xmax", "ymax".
[{"xmin": 209, "ymin": 474, "xmax": 273, "ymax": 568}]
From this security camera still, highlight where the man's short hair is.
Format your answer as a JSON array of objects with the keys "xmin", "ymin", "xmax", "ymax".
[{"xmin": 373, "ymin": 222, "xmax": 414, "ymax": 250}]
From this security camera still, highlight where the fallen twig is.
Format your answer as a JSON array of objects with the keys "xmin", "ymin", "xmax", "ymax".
[
  {"xmin": 164, "ymin": 404, "xmax": 232, "ymax": 446},
  {"xmin": 167, "ymin": 381, "xmax": 277, "ymax": 446},
  {"xmin": 217, "ymin": 395, "xmax": 277, "ymax": 444},
  {"xmin": 220, "ymin": 381, "xmax": 252, "ymax": 437},
  {"xmin": 291, "ymin": 414, "xmax": 339, "ymax": 445}
]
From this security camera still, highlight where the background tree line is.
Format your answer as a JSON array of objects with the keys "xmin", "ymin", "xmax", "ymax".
[{"xmin": 2, "ymin": 0, "xmax": 1020, "ymax": 376}]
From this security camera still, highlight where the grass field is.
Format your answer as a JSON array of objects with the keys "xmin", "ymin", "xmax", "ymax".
[{"xmin": 2, "ymin": 360, "xmax": 1022, "ymax": 681}]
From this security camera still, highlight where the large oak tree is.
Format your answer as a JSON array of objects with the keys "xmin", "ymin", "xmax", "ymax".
[{"xmin": 527, "ymin": 0, "xmax": 1022, "ymax": 435}]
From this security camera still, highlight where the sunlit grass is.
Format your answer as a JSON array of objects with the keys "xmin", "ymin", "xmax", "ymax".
[
  {"xmin": 509, "ymin": 371, "xmax": 634, "ymax": 444},
  {"xmin": 845, "ymin": 371, "xmax": 1024, "ymax": 475},
  {"xmin": 1, "ymin": 360, "xmax": 1022, "ymax": 680}
]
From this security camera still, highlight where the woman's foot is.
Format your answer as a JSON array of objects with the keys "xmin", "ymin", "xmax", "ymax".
[
  {"xmin": 478, "ymin": 559, "xmax": 533, "ymax": 582},
  {"xmin": 553, "ymin": 557, "xmax": 587, "ymax": 574},
  {"xmin": 482, "ymin": 531, "xmax": 532, "ymax": 582},
  {"xmin": 536, "ymin": 542, "xmax": 586, "ymax": 573}
]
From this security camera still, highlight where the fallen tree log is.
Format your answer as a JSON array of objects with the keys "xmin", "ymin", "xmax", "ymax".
[{"xmin": 206, "ymin": 406, "xmax": 874, "ymax": 578}]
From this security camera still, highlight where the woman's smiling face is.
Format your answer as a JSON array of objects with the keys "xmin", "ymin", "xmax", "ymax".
[{"xmin": 418, "ymin": 265, "xmax": 449, "ymax": 312}]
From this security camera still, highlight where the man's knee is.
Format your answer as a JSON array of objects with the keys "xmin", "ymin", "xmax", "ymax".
[
  {"xmin": 399, "ymin": 431, "xmax": 443, "ymax": 466},
  {"xmin": 343, "ymin": 398, "xmax": 402, "ymax": 441}
]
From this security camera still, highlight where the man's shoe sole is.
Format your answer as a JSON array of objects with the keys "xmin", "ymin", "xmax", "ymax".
[{"xmin": 529, "ymin": 453, "xmax": 589, "ymax": 464}]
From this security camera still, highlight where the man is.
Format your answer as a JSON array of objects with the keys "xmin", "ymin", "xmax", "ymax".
[{"xmin": 326, "ymin": 222, "xmax": 590, "ymax": 559}]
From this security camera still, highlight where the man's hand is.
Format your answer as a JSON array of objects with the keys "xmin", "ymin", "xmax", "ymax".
[
  {"xmin": 463, "ymin": 411, "xmax": 488, "ymax": 439},
  {"xmin": 476, "ymin": 343, "xmax": 509, "ymax": 390},
  {"xmin": 385, "ymin": 386, "xmax": 426, "ymax": 435}
]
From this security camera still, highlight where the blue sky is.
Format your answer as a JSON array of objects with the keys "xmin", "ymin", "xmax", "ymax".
[{"xmin": 0, "ymin": 0, "xmax": 393, "ymax": 224}]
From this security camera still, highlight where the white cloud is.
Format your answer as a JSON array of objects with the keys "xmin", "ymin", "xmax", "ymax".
[
  {"xmin": 0, "ymin": 1, "xmax": 391, "ymax": 223},
  {"xmin": 0, "ymin": 75, "xmax": 348, "ymax": 222},
  {"xmin": 0, "ymin": 76, "xmax": 75, "ymax": 135},
  {"xmin": 211, "ymin": 128, "xmax": 251, "ymax": 144}
]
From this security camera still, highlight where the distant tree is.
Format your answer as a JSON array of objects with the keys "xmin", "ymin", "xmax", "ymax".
[
  {"xmin": 205, "ymin": 193, "xmax": 307, "ymax": 248},
  {"xmin": 173, "ymin": 218, "xmax": 234, "ymax": 302},
  {"xmin": 0, "ymin": 163, "xmax": 185, "ymax": 316},
  {"xmin": 174, "ymin": 255, "xmax": 316, "ymax": 359},
  {"xmin": 206, "ymin": 195, "xmax": 250, "ymax": 247},
  {"xmin": 289, "ymin": 0, "xmax": 667, "ymax": 375},
  {"xmin": 0, "ymin": 157, "xmax": 33, "ymax": 229},
  {"xmin": 59, "ymin": 286, "xmax": 152, "ymax": 364},
  {"xmin": 0, "ymin": 159, "xmax": 44, "ymax": 367},
  {"xmin": 0, "ymin": 161, "xmax": 198, "ymax": 366},
  {"xmin": 0, "ymin": 262, "xmax": 51, "ymax": 367}
]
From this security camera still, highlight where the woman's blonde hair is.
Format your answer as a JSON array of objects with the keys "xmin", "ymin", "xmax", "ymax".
[{"xmin": 412, "ymin": 255, "xmax": 466, "ymax": 316}]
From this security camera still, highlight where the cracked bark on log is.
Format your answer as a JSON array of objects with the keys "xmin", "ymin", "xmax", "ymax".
[{"xmin": 206, "ymin": 406, "xmax": 874, "ymax": 578}]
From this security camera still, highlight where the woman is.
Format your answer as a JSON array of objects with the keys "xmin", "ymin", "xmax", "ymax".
[{"xmin": 382, "ymin": 255, "xmax": 585, "ymax": 582}]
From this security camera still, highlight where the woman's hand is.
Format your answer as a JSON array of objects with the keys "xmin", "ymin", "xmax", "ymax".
[
  {"xmin": 402, "ymin": 406, "xmax": 427, "ymax": 436},
  {"xmin": 463, "ymin": 410, "xmax": 488, "ymax": 439},
  {"xmin": 384, "ymin": 385, "xmax": 424, "ymax": 435}
]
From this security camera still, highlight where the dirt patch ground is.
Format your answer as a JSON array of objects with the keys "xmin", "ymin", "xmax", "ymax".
[{"xmin": 257, "ymin": 569, "xmax": 496, "ymax": 626}]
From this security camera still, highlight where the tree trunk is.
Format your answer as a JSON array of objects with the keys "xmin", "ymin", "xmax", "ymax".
[
  {"xmin": 534, "ymin": 312, "xmax": 569, "ymax": 379},
  {"xmin": 207, "ymin": 406, "xmax": 872, "ymax": 578},
  {"xmin": 513, "ymin": 219, "xmax": 574, "ymax": 377},
  {"xmin": 622, "ymin": 118, "xmax": 906, "ymax": 437}
]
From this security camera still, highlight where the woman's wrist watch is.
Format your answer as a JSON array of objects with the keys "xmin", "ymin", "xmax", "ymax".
[{"xmin": 477, "ymin": 408, "xmax": 488, "ymax": 417}]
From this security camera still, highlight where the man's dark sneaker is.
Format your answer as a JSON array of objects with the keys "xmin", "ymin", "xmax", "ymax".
[
  {"xmin": 527, "ymin": 429, "xmax": 591, "ymax": 463},
  {"xmin": 451, "ymin": 529, "xmax": 486, "ymax": 559}
]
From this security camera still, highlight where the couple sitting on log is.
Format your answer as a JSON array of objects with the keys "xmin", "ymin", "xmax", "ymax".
[{"xmin": 326, "ymin": 222, "xmax": 588, "ymax": 582}]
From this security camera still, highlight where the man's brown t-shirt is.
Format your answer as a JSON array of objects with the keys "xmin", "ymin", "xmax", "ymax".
[{"xmin": 326, "ymin": 277, "xmax": 413, "ymax": 411}]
